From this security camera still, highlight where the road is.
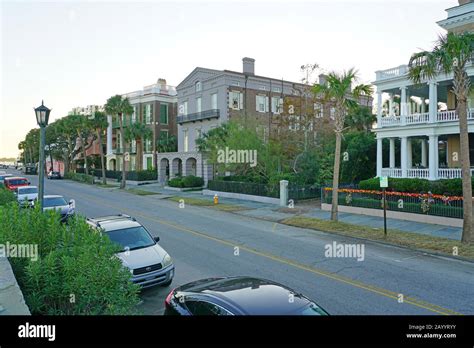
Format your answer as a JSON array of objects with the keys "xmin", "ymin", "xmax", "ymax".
[{"xmin": 10, "ymin": 170, "xmax": 474, "ymax": 315}]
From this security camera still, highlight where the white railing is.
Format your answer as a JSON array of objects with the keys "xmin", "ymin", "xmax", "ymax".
[
  {"xmin": 380, "ymin": 116, "xmax": 401, "ymax": 127},
  {"xmin": 381, "ymin": 168, "xmax": 402, "ymax": 177},
  {"xmin": 437, "ymin": 110, "xmax": 458, "ymax": 122},
  {"xmin": 375, "ymin": 65, "xmax": 408, "ymax": 81},
  {"xmin": 438, "ymin": 168, "xmax": 474, "ymax": 179},
  {"xmin": 407, "ymin": 168, "xmax": 429, "ymax": 178},
  {"xmin": 406, "ymin": 113, "xmax": 429, "ymax": 124}
]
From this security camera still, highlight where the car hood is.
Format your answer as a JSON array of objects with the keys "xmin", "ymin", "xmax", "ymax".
[
  {"xmin": 43, "ymin": 205, "xmax": 70, "ymax": 214},
  {"xmin": 116, "ymin": 243, "xmax": 167, "ymax": 270},
  {"xmin": 17, "ymin": 193, "xmax": 38, "ymax": 201}
]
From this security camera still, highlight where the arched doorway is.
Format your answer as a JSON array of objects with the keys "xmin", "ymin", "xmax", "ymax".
[
  {"xmin": 172, "ymin": 158, "xmax": 182, "ymax": 177},
  {"xmin": 109, "ymin": 159, "xmax": 116, "ymax": 171},
  {"xmin": 159, "ymin": 158, "xmax": 170, "ymax": 183}
]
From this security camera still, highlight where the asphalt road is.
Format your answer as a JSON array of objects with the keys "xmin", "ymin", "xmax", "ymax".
[{"xmin": 10, "ymin": 170, "xmax": 474, "ymax": 315}]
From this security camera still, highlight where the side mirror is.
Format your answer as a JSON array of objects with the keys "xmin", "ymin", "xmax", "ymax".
[
  {"xmin": 69, "ymin": 199, "xmax": 75, "ymax": 209},
  {"xmin": 154, "ymin": 236, "xmax": 160, "ymax": 242}
]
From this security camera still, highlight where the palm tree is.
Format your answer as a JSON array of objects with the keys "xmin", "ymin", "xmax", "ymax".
[
  {"xmin": 105, "ymin": 95, "xmax": 133, "ymax": 189},
  {"xmin": 90, "ymin": 111, "xmax": 109, "ymax": 185},
  {"xmin": 408, "ymin": 32, "xmax": 474, "ymax": 243},
  {"xmin": 313, "ymin": 68, "xmax": 373, "ymax": 221},
  {"xmin": 125, "ymin": 122, "xmax": 152, "ymax": 171}
]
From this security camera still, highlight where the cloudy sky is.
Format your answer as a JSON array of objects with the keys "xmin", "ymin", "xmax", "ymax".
[{"xmin": 0, "ymin": 0, "xmax": 455, "ymax": 159}]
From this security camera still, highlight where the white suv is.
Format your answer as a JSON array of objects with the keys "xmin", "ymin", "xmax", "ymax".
[{"xmin": 87, "ymin": 214, "xmax": 174, "ymax": 289}]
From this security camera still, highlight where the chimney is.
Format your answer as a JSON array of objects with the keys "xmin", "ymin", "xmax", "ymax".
[
  {"xmin": 157, "ymin": 78, "xmax": 167, "ymax": 87},
  {"xmin": 242, "ymin": 57, "xmax": 255, "ymax": 75}
]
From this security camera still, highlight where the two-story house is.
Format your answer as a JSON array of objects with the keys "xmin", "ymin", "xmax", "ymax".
[
  {"xmin": 106, "ymin": 78, "xmax": 178, "ymax": 172},
  {"xmin": 374, "ymin": 0, "xmax": 474, "ymax": 181}
]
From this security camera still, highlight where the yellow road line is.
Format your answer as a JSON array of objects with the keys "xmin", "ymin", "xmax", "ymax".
[{"xmin": 64, "ymin": 186, "xmax": 463, "ymax": 315}]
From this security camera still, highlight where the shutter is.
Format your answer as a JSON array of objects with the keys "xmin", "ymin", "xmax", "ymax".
[{"xmin": 239, "ymin": 92, "xmax": 243, "ymax": 110}]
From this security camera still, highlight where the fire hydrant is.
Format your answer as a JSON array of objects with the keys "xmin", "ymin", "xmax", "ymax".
[{"xmin": 213, "ymin": 194, "xmax": 219, "ymax": 205}]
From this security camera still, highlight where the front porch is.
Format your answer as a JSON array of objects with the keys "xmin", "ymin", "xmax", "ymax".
[{"xmin": 377, "ymin": 134, "xmax": 474, "ymax": 180}]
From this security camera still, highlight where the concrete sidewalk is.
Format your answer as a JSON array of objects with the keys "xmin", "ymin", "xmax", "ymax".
[{"xmin": 126, "ymin": 183, "xmax": 463, "ymax": 241}]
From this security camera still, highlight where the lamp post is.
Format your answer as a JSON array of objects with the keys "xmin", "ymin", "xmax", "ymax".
[{"xmin": 34, "ymin": 100, "xmax": 51, "ymax": 210}]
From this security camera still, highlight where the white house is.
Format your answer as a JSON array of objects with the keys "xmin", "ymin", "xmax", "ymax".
[{"xmin": 374, "ymin": 0, "xmax": 474, "ymax": 181}]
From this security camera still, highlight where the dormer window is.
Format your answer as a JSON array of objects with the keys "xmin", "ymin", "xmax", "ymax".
[{"xmin": 195, "ymin": 81, "xmax": 202, "ymax": 92}]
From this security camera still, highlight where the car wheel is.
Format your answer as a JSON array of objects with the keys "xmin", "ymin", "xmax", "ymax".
[{"xmin": 161, "ymin": 279, "xmax": 173, "ymax": 287}]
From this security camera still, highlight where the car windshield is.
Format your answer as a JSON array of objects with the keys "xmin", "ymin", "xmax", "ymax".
[
  {"xmin": 298, "ymin": 302, "xmax": 328, "ymax": 316},
  {"xmin": 44, "ymin": 197, "xmax": 67, "ymax": 207},
  {"xmin": 106, "ymin": 226, "xmax": 155, "ymax": 252},
  {"xmin": 19, "ymin": 187, "xmax": 38, "ymax": 194}
]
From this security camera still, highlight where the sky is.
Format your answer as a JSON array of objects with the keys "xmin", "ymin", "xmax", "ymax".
[{"xmin": 0, "ymin": 0, "xmax": 456, "ymax": 159}]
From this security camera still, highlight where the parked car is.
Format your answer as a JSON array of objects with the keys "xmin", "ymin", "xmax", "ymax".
[
  {"xmin": 3, "ymin": 176, "xmax": 30, "ymax": 191},
  {"xmin": 47, "ymin": 171, "xmax": 62, "ymax": 180},
  {"xmin": 0, "ymin": 173, "xmax": 13, "ymax": 186},
  {"xmin": 164, "ymin": 276, "xmax": 329, "ymax": 316},
  {"xmin": 40, "ymin": 195, "xmax": 75, "ymax": 222},
  {"xmin": 15, "ymin": 186, "xmax": 38, "ymax": 205},
  {"xmin": 86, "ymin": 214, "xmax": 174, "ymax": 289}
]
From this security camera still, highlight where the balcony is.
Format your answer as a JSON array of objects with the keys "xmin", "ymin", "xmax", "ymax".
[
  {"xmin": 177, "ymin": 109, "xmax": 220, "ymax": 124},
  {"xmin": 381, "ymin": 168, "xmax": 474, "ymax": 179},
  {"xmin": 379, "ymin": 109, "xmax": 474, "ymax": 128}
]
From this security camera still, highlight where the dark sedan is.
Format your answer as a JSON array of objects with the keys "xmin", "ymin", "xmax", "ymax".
[
  {"xmin": 47, "ymin": 171, "xmax": 62, "ymax": 179},
  {"xmin": 164, "ymin": 276, "xmax": 329, "ymax": 316}
]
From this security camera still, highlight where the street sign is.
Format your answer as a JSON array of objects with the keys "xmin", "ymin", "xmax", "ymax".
[
  {"xmin": 124, "ymin": 152, "xmax": 130, "ymax": 162},
  {"xmin": 379, "ymin": 176, "xmax": 388, "ymax": 238},
  {"xmin": 380, "ymin": 176, "xmax": 388, "ymax": 188}
]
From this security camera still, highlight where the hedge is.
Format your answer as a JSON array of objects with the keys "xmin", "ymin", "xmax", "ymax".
[
  {"xmin": 0, "ymin": 187, "xmax": 16, "ymax": 206},
  {"xmin": 168, "ymin": 175, "xmax": 204, "ymax": 188},
  {"xmin": 76, "ymin": 168, "xmax": 157, "ymax": 181},
  {"xmin": 0, "ymin": 205, "xmax": 140, "ymax": 314},
  {"xmin": 359, "ymin": 177, "xmax": 471, "ymax": 196},
  {"xmin": 64, "ymin": 172, "xmax": 95, "ymax": 184}
]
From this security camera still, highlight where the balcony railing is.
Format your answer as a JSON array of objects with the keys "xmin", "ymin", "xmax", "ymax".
[
  {"xmin": 177, "ymin": 109, "xmax": 220, "ymax": 124},
  {"xmin": 379, "ymin": 109, "xmax": 474, "ymax": 128},
  {"xmin": 406, "ymin": 112, "xmax": 429, "ymax": 124},
  {"xmin": 381, "ymin": 168, "xmax": 402, "ymax": 177},
  {"xmin": 407, "ymin": 168, "xmax": 429, "ymax": 179},
  {"xmin": 113, "ymin": 146, "xmax": 137, "ymax": 155},
  {"xmin": 375, "ymin": 65, "xmax": 408, "ymax": 81},
  {"xmin": 381, "ymin": 168, "xmax": 474, "ymax": 179},
  {"xmin": 380, "ymin": 116, "xmax": 401, "ymax": 127}
]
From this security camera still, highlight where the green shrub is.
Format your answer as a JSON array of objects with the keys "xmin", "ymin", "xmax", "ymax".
[
  {"xmin": 0, "ymin": 187, "xmax": 16, "ymax": 206},
  {"xmin": 168, "ymin": 177, "xmax": 184, "ymax": 188},
  {"xmin": 0, "ymin": 205, "xmax": 140, "ymax": 315},
  {"xmin": 65, "ymin": 172, "xmax": 94, "ymax": 184},
  {"xmin": 181, "ymin": 175, "xmax": 204, "ymax": 188}
]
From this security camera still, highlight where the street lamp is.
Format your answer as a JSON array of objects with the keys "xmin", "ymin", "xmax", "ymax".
[{"xmin": 34, "ymin": 100, "xmax": 51, "ymax": 210}]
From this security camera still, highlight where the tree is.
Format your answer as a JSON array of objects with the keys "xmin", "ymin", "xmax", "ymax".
[
  {"xmin": 89, "ymin": 111, "xmax": 109, "ymax": 185},
  {"xmin": 345, "ymin": 105, "xmax": 376, "ymax": 132},
  {"xmin": 125, "ymin": 122, "xmax": 152, "ymax": 171},
  {"xmin": 157, "ymin": 135, "xmax": 177, "ymax": 153},
  {"xmin": 68, "ymin": 114, "xmax": 95, "ymax": 176},
  {"xmin": 408, "ymin": 32, "xmax": 474, "ymax": 244},
  {"xmin": 105, "ymin": 95, "xmax": 133, "ymax": 189},
  {"xmin": 313, "ymin": 69, "xmax": 373, "ymax": 221}
]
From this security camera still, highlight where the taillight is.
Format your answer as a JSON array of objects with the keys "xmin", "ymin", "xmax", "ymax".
[{"xmin": 165, "ymin": 289, "xmax": 175, "ymax": 305}]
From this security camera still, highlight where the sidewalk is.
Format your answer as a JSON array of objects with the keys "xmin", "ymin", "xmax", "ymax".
[{"xmin": 125, "ymin": 183, "xmax": 463, "ymax": 241}]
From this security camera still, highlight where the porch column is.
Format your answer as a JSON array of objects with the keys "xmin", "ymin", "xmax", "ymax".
[
  {"xmin": 107, "ymin": 115, "xmax": 113, "ymax": 155},
  {"xmin": 407, "ymin": 138, "xmax": 412, "ymax": 169},
  {"xmin": 428, "ymin": 81, "xmax": 438, "ymax": 123},
  {"xmin": 429, "ymin": 135, "xmax": 438, "ymax": 180},
  {"xmin": 377, "ymin": 91, "xmax": 383, "ymax": 127},
  {"xmin": 377, "ymin": 137, "xmax": 383, "ymax": 177},
  {"xmin": 400, "ymin": 86, "xmax": 408, "ymax": 125},
  {"xmin": 421, "ymin": 99, "xmax": 426, "ymax": 114},
  {"xmin": 421, "ymin": 139, "xmax": 427, "ymax": 167},
  {"xmin": 401, "ymin": 136, "xmax": 408, "ymax": 178},
  {"xmin": 389, "ymin": 138, "xmax": 396, "ymax": 168}
]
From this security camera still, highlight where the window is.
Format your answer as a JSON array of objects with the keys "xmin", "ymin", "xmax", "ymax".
[
  {"xmin": 131, "ymin": 139, "xmax": 137, "ymax": 152},
  {"xmin": 196, "ymin": 128, "xmax": 202, "ymax": 140},
  {"xmin": 231, "ymin": 81, "xmax": 240, "ymax": 86},
  {"xmin": 273, "ymin": 87, "xmax": 281, "ymax": 93},
  {"xmin": 144, "ymin": 104, "xmax": 153, "ymax": 124},
  {"xmin": 314, "ymin": 103, "xmax": 323, "ymax": 118},
  {"xmin": 145, "ymin": 139, "xmax": 152, "ymax": 153},
  {"xmin": 211, "ymin": 93, "xmax": 217, "ymax": 110},
  {"xmin": 196, "ymin": 97, "xmax": 202, "ymax": 113},
  {"xmin": 256, "ymin": 95, "xmax": 269, "ymax": 112},
  {"xmin": 183, "ymin": 130, "xmax": 188, "ymax": 152},
  {"xmin": 160, "ymin": 104, "xmax": 168, "ymax": 124},
  {"xmin": 195, "ymin": 81, "xmax": 202, "ymax": 92},
  {"xmin": 271, "ymin": 97, "xmax": 283, "ymax": 114},
  {"xmin": 259, "ymin": 85, "xmax": 267, "ymax": 90},
  {"xmin": 180, "ymin": 101, "xmax": 188, "ymax": 116},
  {"xmin": 229, "ymin": 91, "xmax": 243, "ymax": 110},
  {"xmin": 185, "ymin": 300, "xmax": 232, "ymax": 316}
]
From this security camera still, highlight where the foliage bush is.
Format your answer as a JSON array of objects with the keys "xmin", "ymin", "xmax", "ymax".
[
  {"xmin": 358, "ymin": 177, "xmax": 469, "ymax": 196},
  {"xmin": 64, "ymin": 172, "xmax": 95, "ymax": 184},
  {"xmin": 168, "ymin": 175, "xmax": 204, "ymax": 188},
  {"xmin": 76, "ymin": 169, "xmax": 157, "ymax": 181},
  {"xmin": 0, "ymin": 187, "xmax": 16, "ymax": 206},
  {"xmin": 0, "ymin": 205, "xmax": 140, "ymax": 315}
]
